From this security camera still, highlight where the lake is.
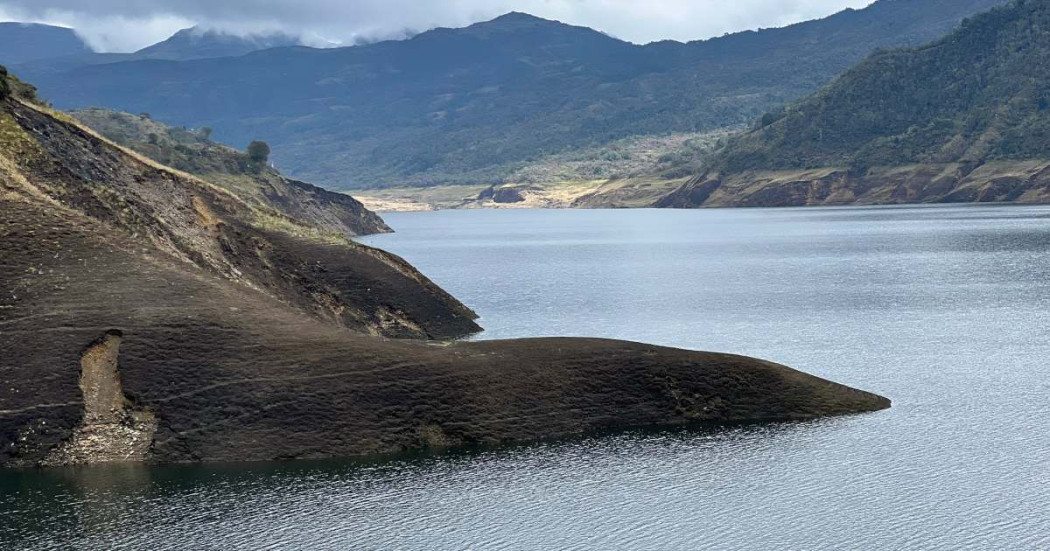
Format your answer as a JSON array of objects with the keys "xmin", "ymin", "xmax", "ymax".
[{"xmin": 4, "ymin": 205, "xmax": 1050, "ymax": 549}]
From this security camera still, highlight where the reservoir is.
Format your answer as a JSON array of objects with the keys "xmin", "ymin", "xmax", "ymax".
[{"xmin": 4, "ymin": 205, "xmax": 1050, "ymax": 549}]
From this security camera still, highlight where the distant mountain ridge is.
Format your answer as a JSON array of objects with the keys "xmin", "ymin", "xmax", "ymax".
[
  {"xmin": 0, "ymin": 23, "xmax": 91, "ymax": 64},
  {"xmin": 133, "ymin": 26, "xmax": 303, "ymax": 61},
  {"xmin": 1, "ymin": 23, "xmax": 306, "ymax": 79},
  {"xmin": 9, "ymin": 0, "xmax": 1008, "ymax": 190},
  {"xmin": 657, "ymin": 0, "xmax": 1050, "ymax": 208}
]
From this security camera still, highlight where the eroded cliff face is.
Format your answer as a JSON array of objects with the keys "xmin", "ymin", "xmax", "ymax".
[
  {"xmin": 656, "ymin": 162, "xmax": 1050, "ymax": 208},
  {"xmin": 42, "ymin": 332, "xmax": 156, "ymax": 466},
  {"xmin": 0, "ymin": 94, "xmax": 891, "ymax": 468},
  {"xmin": 2, "ymin": 98, "xmax": 479, "ymax": 340}
]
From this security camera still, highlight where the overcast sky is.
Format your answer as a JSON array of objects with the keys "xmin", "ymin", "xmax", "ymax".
[{"xmin": 0, "ymin": 0, "xmax": 874, "ymax": 52}]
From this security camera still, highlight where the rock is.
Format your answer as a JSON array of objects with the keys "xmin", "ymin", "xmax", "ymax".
[
  {"xmin": 477, "ymin": 184, "xmax": 496, "ymax": 201},
  {"xmin": 492, "ymin": 186, "xmax": 527, "ymax": 203}
]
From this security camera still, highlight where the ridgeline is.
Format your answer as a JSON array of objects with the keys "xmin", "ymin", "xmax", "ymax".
[
  {"xmin": 9, "ymin": 1, "xmax": 1005, "ymax": 190},
  {"xmin": 659, "ymin": 0, "xmax": 1050, "ymax": 208}
]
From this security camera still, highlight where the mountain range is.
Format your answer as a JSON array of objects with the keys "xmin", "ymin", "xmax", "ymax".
[
  {"xmin": 658, "ymin": 0, "xmax": 1050, "ymax": 208},
  {"xmin": 0, "ymin": 23, "xmax": 304, "ymax": 72},
  {"xmin": 132, "ymin": 26, "xmax": 302, "ymax": 61},
  {"xmin": 7, "ymin": 0, "xmax": 1008, "ymax": 191}
]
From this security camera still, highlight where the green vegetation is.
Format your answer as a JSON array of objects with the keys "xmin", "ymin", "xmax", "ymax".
[
  {"xmin": 0, "ymin": 65, "xmax": 42, "ymax": 105},
  {"xmin": 73, "ymin": 108, "xmax": 265, "ymax": 176},
  {"xmin": 508, "ymin": 130, "xmax": 730, "ymax": 185},
  {"xmin": 0, "ymin": 66, "xmax": 9, "ymax": 100},
  {"xmin": 350, "ymin": 129, "xmax": 729, "ymax": 210},
  {"xmin": 15, "ymin": 1, "xmax": 1006, "ymax": 190},
  {"xmin": 705, "ymin": 0, "xmax": 1050, "ymax": 175},
  {"xmin": 71, "ymin": 107, "xmax": 389, "ymax": 236},
  {"xmin": 247, "ymin": 140, "xmax": 270, "ymax": 166}
]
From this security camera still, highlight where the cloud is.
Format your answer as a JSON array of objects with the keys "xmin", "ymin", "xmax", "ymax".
[{"xmin": 0, "ymin": 0, "xmax": 874, "ymax": 52}]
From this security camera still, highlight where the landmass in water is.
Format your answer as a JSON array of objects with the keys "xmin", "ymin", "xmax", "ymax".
[{"xmin": 0, "ymin": 71, "xmax": 888, "ymax": 467}]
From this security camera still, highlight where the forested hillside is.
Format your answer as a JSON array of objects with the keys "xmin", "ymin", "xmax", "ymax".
[
  {"xmin": 658, "ymin": 0, "xmax": 1050, "ymax": 208},
  {"xmin": 11, "ymin": 0, "xmax": 1006, "ymax": 190}
]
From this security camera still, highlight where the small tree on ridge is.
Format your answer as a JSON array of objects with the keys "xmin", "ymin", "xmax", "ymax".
[{"xmin": 247, "ymin": 140, "xmax": 271, "ymax": 165}]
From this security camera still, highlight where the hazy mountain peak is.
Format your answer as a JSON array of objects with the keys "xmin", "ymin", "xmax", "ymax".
[
  {"xmin": 133, "ymin": 25, "xmax": 303, "ymax": 60},
  {"xmin": 455, "ymin": 11, "xmax": 611, "ymax": 40},
  {"xmin": 0, "ymin": 22, "xmax": 92, "ymax": 64},
  {"xmin": 488, "ymin": 12, "xmax": 552, "ymax": 24}
]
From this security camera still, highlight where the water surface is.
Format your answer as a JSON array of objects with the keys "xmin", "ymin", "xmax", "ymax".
[{"xmin": 4, "ymin": 205, "xmax": 1050, "ymax": 549}]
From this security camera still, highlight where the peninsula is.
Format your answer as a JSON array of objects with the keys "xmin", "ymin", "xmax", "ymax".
[{"xmin": 0, "ymin": 72, "xmax": 889, "ymax": 466}]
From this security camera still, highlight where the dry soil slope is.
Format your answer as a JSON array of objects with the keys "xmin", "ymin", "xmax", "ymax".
[
  {"xmin": 70, "ymin": 107, "xmax": 390, "ymax": 238},
  {"xmin": 0, "ymin": 89, "xmax": 890, "ymax": 467}
]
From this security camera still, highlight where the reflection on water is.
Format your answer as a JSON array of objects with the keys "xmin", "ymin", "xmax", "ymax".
[
  {"xmin": 2, "ymin": 422, "xmax": 833, "ymax": 549},
  {"xmin": 6, "ymin": 204, "xmax": 1050, "ymax": 549}
]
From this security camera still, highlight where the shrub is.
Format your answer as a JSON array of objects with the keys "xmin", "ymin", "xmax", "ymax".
[
  {"xmin": 247, "ymin": 140, "xmax": 271, "ymax": 164},
  {"xmin": 0, "ymin": 66, "xmax": 9, "ymax": 100}
]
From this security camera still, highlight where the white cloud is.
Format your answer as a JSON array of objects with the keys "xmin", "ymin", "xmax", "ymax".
[{"xmin": 0, "ymin": 0, "xmax": 874, "ymax": 52}]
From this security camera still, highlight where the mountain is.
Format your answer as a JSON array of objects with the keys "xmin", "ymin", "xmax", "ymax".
[
  {"xmin": 0, "ymin": 25, "xmax": 303, "ymax": 79},
  {"xmin": 71, "ymin": 107, "xmax": 389, "ymax": 236},
  {"xmin": 658, "ymin": 0, "xmax": 1050, "ymax": 208},
  {"xmin": 133, "ymin": 26, "xmax": 303, "ymax": 61},
  {"xmin": 0, "ymin": 23, "xmax": 91, "ymax": 65},
  {"xmin": 0, "ymin": 69, "xmax": 889, "ymax": 466},
  {"xmin": 12, "ymin": 1, "xmax": 1008, "ymax": 190}
]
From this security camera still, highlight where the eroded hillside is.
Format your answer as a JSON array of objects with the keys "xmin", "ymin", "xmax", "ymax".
[
  {"xmin": 71, "ymin": 107, "xmax": 390, "ymax": 237},
  {"xmin": 0, "ymin": 73, "xmax": 890, "ymax": 467}
]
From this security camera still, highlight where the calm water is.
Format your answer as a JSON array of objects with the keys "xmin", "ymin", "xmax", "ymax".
[{"xmin": 5, "ymin": 205, "xmax": 1050, "ymax": 549}]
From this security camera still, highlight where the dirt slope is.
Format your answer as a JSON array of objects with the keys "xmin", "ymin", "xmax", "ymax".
[{"xmin": 0, "ymin": 94, "xmax": 890, "ymax": 467}]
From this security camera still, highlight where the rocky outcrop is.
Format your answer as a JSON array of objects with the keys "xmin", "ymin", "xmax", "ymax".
[
  {"xmin": 656, "ymin": 161, "xmax": 1050, "ymax": 208},
  {"xmin": 0, "ymin": 94, "xmax": 891, "ymax": 467},
  {"xmin": 474, "ymin": 184, "xmax": 528, "ymax": 204},
  {"xmin": 262, "ymin": 176, "xmax": 392, "ymax": 237},
  {"xmin": 477, "ymin": 184, "xmax": 496, "ymax": 201},
  {"xmin": 41, "ymin": 332, "xmax": 157, "ymax": 466},
  {"xmin": 491, "ymin": 186, "xmax": 527, "ymax": 203}
]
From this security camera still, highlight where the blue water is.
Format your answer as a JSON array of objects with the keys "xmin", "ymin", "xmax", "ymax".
[{"xmin": 4, "ymin": 205, "xmax": 1050, "ymax": 549}]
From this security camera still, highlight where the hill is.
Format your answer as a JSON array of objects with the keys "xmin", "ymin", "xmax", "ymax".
[
  {"xmin": 10, "ymin": 1, "xmax": 1007, "ymax": 190},
  {"xmin": 0, "ymin": 23, "xmax": 91, "ymax": 65},
  {"xmin": 0, "ymin": 70, "xmax": 889, "ymax": 467},
  {"xmin": 658, "ymin": 0, "xmax": 1050, "ymax": 208},
  {"xmin": 71, "ymin": 107, "xmax": 388, "ymax": 237}
]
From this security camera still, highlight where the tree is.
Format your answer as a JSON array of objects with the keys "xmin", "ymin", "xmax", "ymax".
[
  {"xmin": 0, "ymin": 66, "xmax": 9, "ymax": 101},
  {"xmin": 247, "ymin": 140, "xmax": 271, "ymax": 164},
  {"xmin": 199, "ymin": 126, "xmax": 213, "ymax": 140}
]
